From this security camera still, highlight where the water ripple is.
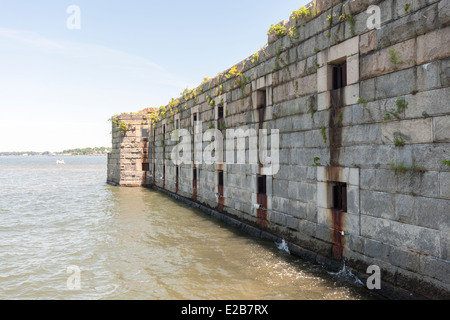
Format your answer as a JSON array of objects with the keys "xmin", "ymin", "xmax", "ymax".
[{"xmin": 0, "ymin": 156, "xmax": 376, "ymax": 300}]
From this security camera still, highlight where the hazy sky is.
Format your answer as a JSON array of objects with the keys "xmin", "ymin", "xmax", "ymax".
[{"xmin": 0, "ymin": 0, "xmax": 309, "ymax": 152}]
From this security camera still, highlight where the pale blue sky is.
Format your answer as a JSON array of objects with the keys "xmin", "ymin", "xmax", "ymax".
[{"xmin": 0, "ymin": 0, "xmax": 309, "ymax": 152}]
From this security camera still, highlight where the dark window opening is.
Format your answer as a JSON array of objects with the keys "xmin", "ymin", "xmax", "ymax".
[
  {"xmin": 142, "ymin": 163, "xmax": 149, "ymax": 171},
  {"xmin": 163, "ymin": 165, "xmax": 166, "ymax": 179},
  {"xmin": 257, "ymin": 175, "xmax": 267, "ymax": 195},
  {"xmin": 193, "ymin": 114, "xmax": 197, "ymax": 122},
  {"xmin": 256, "ymin": 90, "xmax": 267, "ymax": 109},
  {"xmin": 176, "ymin": 166, "xmax": 179, "ymax": 192},
  {"xmin": 218, "ymin": 170, "xmax": 224, "ymax": 187},
  {"xmin": 193, "ymin": 168, "xmax": 197, "ymax": 182},
  {"xmin": 332, "ymin": 62, "xmax": 347, "ymax": 90},
  {"xmin": 218, "ymin": 106, "xmax": 224, "ymax": 131},
  {"xmin": 332, "ymin": 182, "xmax": 347, "ymax": 212}
]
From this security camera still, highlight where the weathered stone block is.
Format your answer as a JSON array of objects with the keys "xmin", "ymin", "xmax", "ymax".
[
  {"xmin": 317, "ymin": 66, "xmax": 330, "ymax": 93},
  {"xmin": 375, "ymin": 169, "xmax": 398, "ymax": 193},
  {"xmin": 342, "ymin": 145, "xmax": 396, "ymax": 167},
  {"xmin": 329, "ymin": 34, "xmax": 360, "ymax": 61},
  {"xmin": 360, "ymin": 30, "xmax": 377, "ymax": 55},
  {"xmin": 377, "ymin": 4, "xmax": 438, "ymax": 48},
  {"xmin": 359, "ymin": 78, "xmax": 376, "ymax": 102},
  {"xmin": 317, "ymin": 182, "xmax": 331, "ymax": 209},
  {"xmin": 440, "ymin": 172, "xmax": 450, "ymax": 199},
  {"xmin": 381, "ymin": 118, "xmax": 433, "ymax": 145},
  {"xmin": 417, "ymin": 26, "xmax": 450, "ymax": 65},
  {"xmin": 347, "ymin": 185, "xmax": 360, "ymax": 214},
  {"xmin": 441, "ymin": 57, "xmax": 450, "ymax": 86},
  {"xmin": 360, "ymin": 38, "xmax": 416, "ymax": 80},
  {"xmin": 417, "ymin": 61, "xmax": 441, "ymax": 90},
  {"xmin": 406, "ymin": 87, "xmax": 450, "ymax": 118},
  {"xmin": 389, "ymin": 246, "xmax": 420, "ymax": 272},
  {"xmin": 416, "ymin": 196, "xmax": 450, "ymax": 231},
  {"xmin": 375, "ymin": 68, "xmax": 416, "ymax": 99},
  {"xmin": 439, "ymin": 0, "xmax": 450, "ymax": 26},
  {"xmin": 360, "ymin": 190, "xmax": 395, "ymax": 219},
  {"xmin": 343, "ymin": 123, "xmax": 381, "ymax": 145},
  {"xmin": 364, "ymin": 238, "xmax": 390, "ymax": 261},
  {"xmin": 420, "ymin": 255, "xmax": 450, "ymax": 284},
  {"xmin": 347, "ymin": 54, "xmax": 359, "ymax": 85},
  {"xmin": 344, "ymin": 83, "xmax": 359, "ymax": 105},
  {"xmin": 360, "ymin": 169, "xmax": 376, "ymax": 190},
  {"xmin": 361, "ymin": 215, "xmax": 441, "ymax": 256},
  {"xmin": 434, "ymin": 116, "xmax": 450, "ymax": 142},
  {"xmin": 395, "ymin": 194, "xmax": 415, "ymax": 224},
  {"xmin": 317, "ymin": 91, "xmax": 330, "ymax": 111}
]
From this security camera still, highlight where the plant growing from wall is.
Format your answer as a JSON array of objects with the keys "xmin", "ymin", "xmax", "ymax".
[
  {"xmin": 291, "ymin": 7, "xmax": 310, "ymax": 23},
  {"xmin": 358, "ymin": 97, "xmax": 374, "ymax": 120},
  {"xmin": 390, "ymin": 160, "xmax": 425, "ymax": 175},
  {"xmin": 206, "ymin": 95, "xmax": 215, "ymax": 108},
  {"xmin": 267, "ymin": 23, "xmax": 287, "ymax": 38},
  {"xmin": 389, "ymin": 49, "xmax": 403, "ymax": 70},
  {"xmin": 389, "ymin": 161, "xmax": 409, "ymax": 174},
  {"xmin": 358, "ymin": 97, "xmax": 367, "ymax": 104},
  {"xmin": 321, "ymin": 127, "xmax": 328, "ymax": 144},
  {"xmin": 339, "ymin": 13, "xmax": 355, "ymax": 35},
  {"xmin": 411, "ymin": 162, "xmax": 426, "ymax": 173},
  {"xmin": 312, "ymin": 157, "xmax": 322, "ymax": 167},
  {"xmin": 251, "ymin": 52, "xmax": 260, "ymax": 64},
  {"xmin": 216, "ymin": 85, "xmax": 224, "ymax": 96},
  {"xmin": 110, "ymin": 119, "xmax": 129, "ymax": 135},
  {"xmin": 404, "ymin": 3, "xmax": 411, "ymax": 13},
  {"xmin": 274, "ymin": 46, "xmax": 298, "ymax": 93},
  {"xmin": 225, "ymin": 66, "xmax": 250, "ymax": 105},
  {"xmin": 326, "ymin": 13, "xmax": 333, "ymax": 33},
  {"xmin": 288, "ymin": 26, "xmax": 299, "ymax": 40},
  {"xmin": 384, "ymin": 97, "xmax": 408, "ymax": 122},
  {"xmin": 309, "ymin": 101, "xmax": 316, "ymax": 120},
  {"xmin": 220, "ymin": 121, "xmax": 227, "ymax": 131},
  {"xmin": 393, "ymin": 131, "xmax": 406, "ymax": 147},
  {"xmin": 442, "ymin": 160, "xmax": 450, "ymax": 167}
]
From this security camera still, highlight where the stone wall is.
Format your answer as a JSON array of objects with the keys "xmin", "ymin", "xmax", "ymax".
[{"xmin": 108, "ymin": 0, "xmax": 450, "ymax": 299}]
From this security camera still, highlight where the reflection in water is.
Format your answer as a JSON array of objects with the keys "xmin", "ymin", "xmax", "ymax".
[{"xmin": 0, "ymin": 156, "xmax": 376, "ymax": 300}]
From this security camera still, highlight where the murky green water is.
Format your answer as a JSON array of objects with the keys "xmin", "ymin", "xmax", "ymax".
[{"xmin": 0, "ymin": 156, "xmax": 375, "ymax": 300}]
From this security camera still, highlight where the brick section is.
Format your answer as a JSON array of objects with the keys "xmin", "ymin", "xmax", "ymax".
[{"xmin": 107, "ymin": 114, "xmax": 151, "ymax": 187}]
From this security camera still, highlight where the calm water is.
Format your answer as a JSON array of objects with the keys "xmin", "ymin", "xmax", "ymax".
[{"xmin": 0, "ymin": 156, "xmax": 375, "ymax": 300}]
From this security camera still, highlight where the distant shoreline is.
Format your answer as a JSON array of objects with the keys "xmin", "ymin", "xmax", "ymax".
[
  {"xmin": 0, "ymin": 147, "xmax": 111, "ymax": 157},
  {"xmin": 0, "ymin": 154, "xmax": 108, "ymax": 156}
]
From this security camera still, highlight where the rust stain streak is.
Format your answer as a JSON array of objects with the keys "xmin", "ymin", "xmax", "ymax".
[{"xmin": 331, "ymin": 208, "xmax": 345, "ymax": 260}]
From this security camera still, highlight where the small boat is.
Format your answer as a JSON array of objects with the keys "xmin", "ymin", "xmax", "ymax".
[{"xmin": 56, "ymin": 159, "xmax": 65, "ymax": 164}]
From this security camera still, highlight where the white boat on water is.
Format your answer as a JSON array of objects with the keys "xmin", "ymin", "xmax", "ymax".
[{"xmin": 56, "ymin": 159, "xmax": 65, "ymax": 164}]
